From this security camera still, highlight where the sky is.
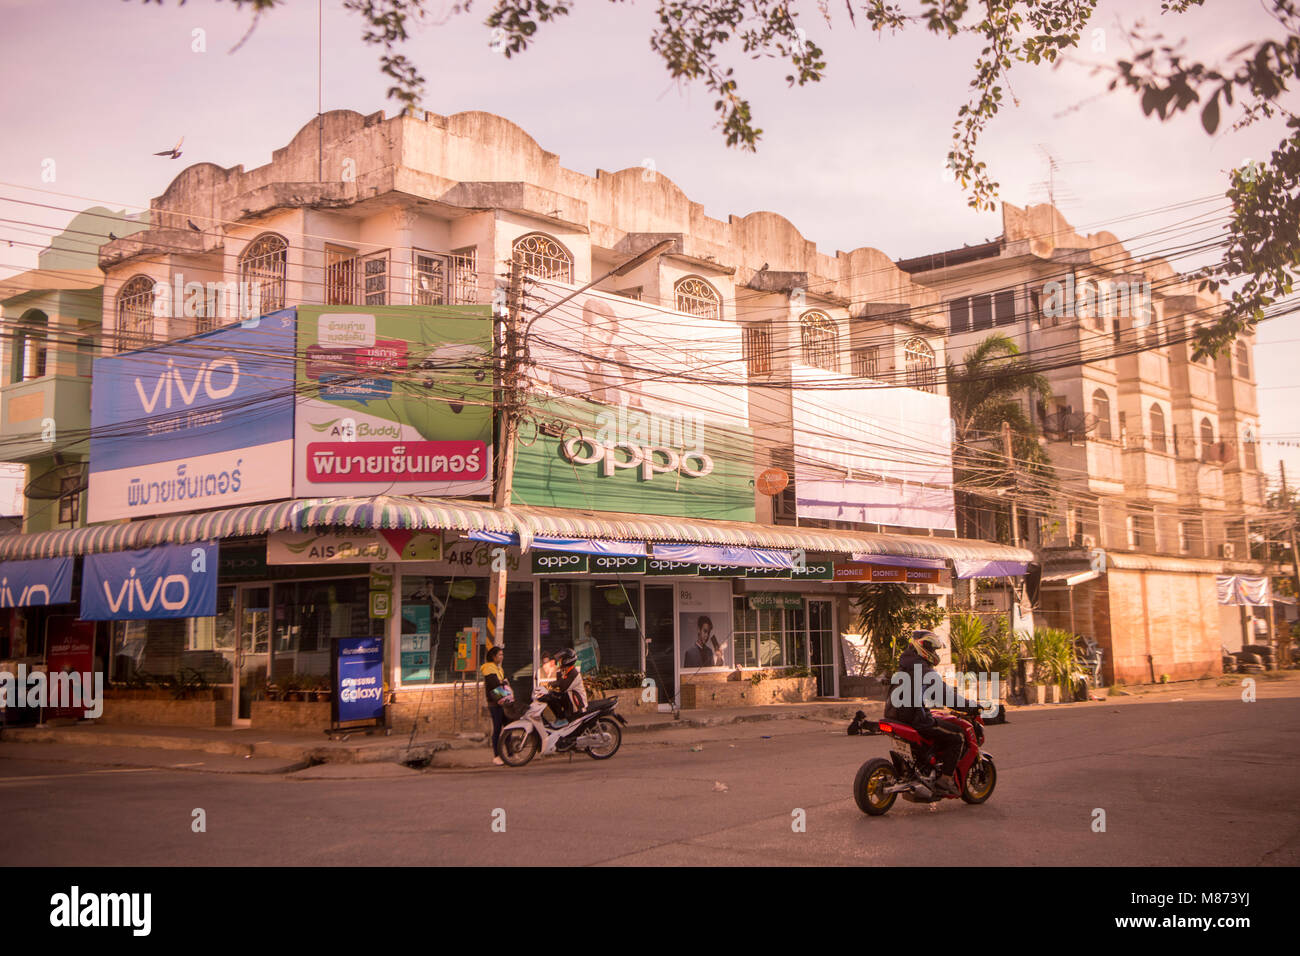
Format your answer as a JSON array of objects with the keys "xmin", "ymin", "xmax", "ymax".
[{"xmin": 2, "ymin": 0, "xmax": 1299, "ymax": 494}]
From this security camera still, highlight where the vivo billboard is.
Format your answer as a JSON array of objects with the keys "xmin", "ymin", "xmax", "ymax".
[
  {"xmin": 81, "ymin": 542, "xmax": 219, "ymax": 621},
  {"xmin": 88, "ymin": 312, "xmax": 297, "ymax": 522}
]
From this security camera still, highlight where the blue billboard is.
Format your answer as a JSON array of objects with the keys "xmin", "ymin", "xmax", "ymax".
[
  {"xmin": 88, "ymin": 311, "xmax": 297, "ymax": 522},
  {"xmin": 335, "ymin": 636, "xmax": 385, "ymax": 724},
  {"xmin": 81, "ymin": 542, "xmax": 219, "ymax": 620},
  {"xmin": 0, "ymin": 558, "xmax": 73, "ymax": 608}
]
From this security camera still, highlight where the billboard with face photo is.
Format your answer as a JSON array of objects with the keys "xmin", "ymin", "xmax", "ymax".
[
  {"xmin": 517, "ymin": 282, "xmax": 755, "ymax": 520},
  {"xmin": 678, "ymin": 580, "xmax": 733, "ymax": 671}
]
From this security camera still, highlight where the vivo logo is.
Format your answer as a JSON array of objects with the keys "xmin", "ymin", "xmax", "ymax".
[
  {"xmin": 0, "ymin": 578, "xmax": 52, "ymax": 608},
  {"xmin": 134, "ymin": 356, "xmax": 240, "ymax": 413},
  {"xmin": 102, "ymin": 568, "xmax": 192, "ymax": 613}
]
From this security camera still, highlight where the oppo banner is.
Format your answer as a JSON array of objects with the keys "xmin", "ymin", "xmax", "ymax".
[{"xmin": 80, "ymin": 542, "xmax": 219, "ymax": 620}]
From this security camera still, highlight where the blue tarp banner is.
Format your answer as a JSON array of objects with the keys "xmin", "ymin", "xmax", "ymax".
[
  {"xmin": 953, "ymin": 559, "xmax": 1028, "ymax": 580},
  {"xmin": 532, "ymin": 537, "xmax": 647, "ymax": 557},
  {"xmin": 0, "ymin": 557, "xmax": 74, "ymax": 607},
  {"xmin": 651, "ymin": 543, "xmax": 794, "ymax": 569},
  {"xmin": 81, "ymin": 542, "xmax": 219, "ymax": 620}
]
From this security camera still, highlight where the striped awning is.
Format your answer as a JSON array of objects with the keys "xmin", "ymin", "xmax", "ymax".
[{"xmin": 0, "ymin": 494, "xmax": 1034, "ymax": 566}]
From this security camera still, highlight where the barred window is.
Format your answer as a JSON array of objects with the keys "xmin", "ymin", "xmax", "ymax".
[
  {"xmin": 116, "ymin": 274, "xmax": 156, "ymax": 350},
  {"xmin": 799, "ymin": 310, "xmax": 838, "ymax": 372},
  {"xmin": 852, "ymin": 346, "xmax": 879, "ymax": 379},
  {"xmin": 743, "ymin": 322, "xmax": 772, "ymax": 376},
  {"xmin": 675, "ymin": 276, "xmax": 721, "ymax": 319},
  {"xmin": 904, "ymin": 337, "xmax": 936, "ymax": 393},
  {"xmin": 413, "ymin": 250, "xmax": 448, "ymax": 305},
  {"xmin": 512, "ymin": 233, "xmax": 573, "ymax": 283},
  {"xmin": 239, "ymin": 232, "xmax": 287, "ymax": 316},
  {"xmin": 451, "ymin": 246, "xmax": 477, "ymax": 304},
  {"xmin": 1149, "ymin": 404, "xmax": 1167, "ymax": 452}
]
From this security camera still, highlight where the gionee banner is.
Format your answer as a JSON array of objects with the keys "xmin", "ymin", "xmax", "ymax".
[
  {"xmin": 267, "ymin": 530, "xmax": 443, "ymax": 564},
  {"xmin": 511, "ymin": 396, "xmax": 756, "ymax": 521},
  {"xmin": 294, "ymin": 305, "xmax": 493, "ymax": 498}
]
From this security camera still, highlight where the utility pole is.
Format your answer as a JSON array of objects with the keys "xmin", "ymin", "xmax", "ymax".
[
  {"xmin": 1281, "ymin": 461, "xmax": 1300, "ymax": 603},
  {"xmin": 487, "ymin": 258, "xmax": 524, "ymax": 654},
  {"xmin": 1002, "ymin": 420, "xmax": 1021, "ymax": 549}
]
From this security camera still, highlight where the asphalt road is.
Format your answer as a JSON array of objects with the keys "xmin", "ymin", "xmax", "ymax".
[{"xmin": 2, "ymin": 681, "xmax": 1298, "ymax": 866}]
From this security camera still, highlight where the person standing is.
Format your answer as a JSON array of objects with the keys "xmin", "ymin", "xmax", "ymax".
[{"xmin": 483, "ymin": 646, "xmax": 513, "ymax": 766}]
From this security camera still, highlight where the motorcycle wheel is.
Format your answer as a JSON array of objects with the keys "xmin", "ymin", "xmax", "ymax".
[
  {"xmin": 854, "ymin": 758, "xmax": 899, "ymax": 816},
  {"xmin": 499, "ymin": 728, "xmax": 539, "ymax": 767},
  {"xmin": 960, "ymin": 755, "xmax": 997, "ymax": 804},
  {"xmin": 585, "ymin": 717, "xmax": 622, "ymax": 760}
]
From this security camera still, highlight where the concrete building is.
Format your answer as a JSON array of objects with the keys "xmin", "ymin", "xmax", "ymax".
[{"xmin": 898, "ymin": 202, "xmax": 1274, "ymax": 683}]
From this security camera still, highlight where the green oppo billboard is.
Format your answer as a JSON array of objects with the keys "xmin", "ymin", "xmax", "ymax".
[{"xmin": 511, "ymin": 396, "xmax": 756, "ymax": 521}]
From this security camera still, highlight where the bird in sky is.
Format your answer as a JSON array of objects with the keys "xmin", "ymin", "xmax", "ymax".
[{"xmin": 154, "ymin": 137, "xmax": 183, "ymax": 159}]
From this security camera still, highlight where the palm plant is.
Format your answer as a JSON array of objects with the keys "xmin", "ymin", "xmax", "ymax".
[
  {"xmin": 1029, "ymin": 627, "xmax": 1080, "ymax": 693},
  {"xmin": 853, "ymin": 585, "xmax": 946, "ymax": 677},
  {"xmin": 946, "ymin": 334, "xmax": 1055, "ymax": 543},
  {"xmin": 947, "ymin": 611, "xmax": 990, "ymax": 673}
]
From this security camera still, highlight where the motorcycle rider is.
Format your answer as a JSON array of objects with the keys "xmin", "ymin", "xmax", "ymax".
[
  {"xmin": 885, "ymin": 630, "xmax": 974, "ymax": 797},
  {"xmin": 542, "ymin": 648, "xmax": 588, "ymax": 727}
]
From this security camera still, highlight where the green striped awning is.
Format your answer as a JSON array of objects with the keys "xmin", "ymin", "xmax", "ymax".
[{"xmin": 0, "ymin": 494, "xmax": 1034, "ymax": 565}]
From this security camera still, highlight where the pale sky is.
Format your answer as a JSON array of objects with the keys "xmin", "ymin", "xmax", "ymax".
[{"xmin": 3, "ymin": 0, "xmax": 1299, "ymax": 494}]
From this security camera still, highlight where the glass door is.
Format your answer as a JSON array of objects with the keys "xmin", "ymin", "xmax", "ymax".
[
  {"xmin": 643, "ymin": 585, "xmax": 676, "ymax": 708},
  {"xmin": 807, "ymin": 599, "xmax": 835, "ymax": 697},
  {"xmin": 235, "ymin": 585, "xmax": 271, "ymax": 723}
]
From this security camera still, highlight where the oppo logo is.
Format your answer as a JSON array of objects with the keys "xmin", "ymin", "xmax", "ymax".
[
  {"xmin": 534, "ymin": 554, "xmax": 583, "ymax": 569},
  {"xmin": 133, "ymin": 356, "xmax": 240, "ymax": 413},
  {"xmin": 561, "ymin": 439, "xmax": 714, "ymax": 480},
  {"xmin": 593, "ymin": 556, "xmax": 642, "ymax": 570},
  {"xmin": 102, "ymin": 568, "xmax": 191, "ymax": 613}
]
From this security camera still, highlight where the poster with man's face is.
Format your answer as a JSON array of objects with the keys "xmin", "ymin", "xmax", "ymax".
[{"xmin": 678, "ymin": 580, "xmax": 733, "ymax": 670}]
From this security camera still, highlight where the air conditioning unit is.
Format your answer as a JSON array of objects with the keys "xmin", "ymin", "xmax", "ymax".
[{"xmin": 1219, "ymin": 542, "xmax": 1236, "ymax": 559}]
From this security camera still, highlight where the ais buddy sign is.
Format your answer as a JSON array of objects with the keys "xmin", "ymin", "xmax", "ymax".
[{"xmin": 294, "ymin": 305, "xmax": 493, "ymax": 498}]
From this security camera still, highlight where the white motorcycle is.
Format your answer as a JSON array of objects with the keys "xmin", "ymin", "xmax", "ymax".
[{"xmin": 498, "ymin": 683, "xmax": 626, "ymax": 766}]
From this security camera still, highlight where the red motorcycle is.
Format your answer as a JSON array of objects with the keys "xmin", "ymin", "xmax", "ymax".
[{"xmin": 848, "ymin": 708, "xmax": 997, "ymax": 816}]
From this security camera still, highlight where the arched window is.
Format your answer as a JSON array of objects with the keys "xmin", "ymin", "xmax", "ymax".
[
  {"xmin": 512, "ymin": 232, "xmax": 573, "ymax": 283},
  {"xmin": 1235, "ymin": 340, "xmax": 1251, "ymax": 379},
  {"xmin": 674, "ymin": 276, "xmax": 721, "ymax": 320},
  {"xmin": 1149, "ymin": 404, "xmax": 1167, "ymax": 453},
  {"xmin": 798, "ymin": 310, "xmax": 838, "ymax": 371},
  {"xmin": 116, "ymin": 274, "xmax": 156, "ymax": 350},
  {"xmin": 10, "ymin": 309, "xmax": 48, "ymax": 383},
  {"xmin": 904, "ymin": 337, "xmax": 936, "ymax": 393},
  {"xmin": 1092, "ymin": 389, "xmax": 1112, "ymax": 441},
  {"xmin": 239, "ymin": 232, "xmax": 288, "ymax": 317},
  {"xmin": 1200, "ymin": 417, "xmax": 1215, "ymax": 461}
]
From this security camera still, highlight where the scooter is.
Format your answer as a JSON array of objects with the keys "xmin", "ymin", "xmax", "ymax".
[{"xmin": 498, "ymin": 684, "xmax": 627, "ymax": 766}]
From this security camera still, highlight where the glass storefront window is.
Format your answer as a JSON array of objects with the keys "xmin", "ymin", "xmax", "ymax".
[
  {"xmin": 111, "ymin": 617, "xmax": 232, "ymax": 686},
  {"xmin": 272, "ymin": 578, "xmax": 370, "ymax": 680},
  {"xmin": 399, "ymin": 576, "xmax": 531, "ymax": 687},
  {"xmin": 732, "ymin": 598, "xmax": 806, "ymax": 669},
  {"xmin": 539, "ymin": 579, "xmax": 641, "ymax": 675}
]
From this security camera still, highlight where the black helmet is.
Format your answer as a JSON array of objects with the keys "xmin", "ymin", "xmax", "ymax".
[
  {"xmin": 555, "ymin": 648, "xmax": 577, "ymax": 669},
  {"xmin": 909, "ymin": 630, "xmax": 943, "ymax": 665}
]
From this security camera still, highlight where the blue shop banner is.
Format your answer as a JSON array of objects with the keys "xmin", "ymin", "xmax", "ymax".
[
  {"xmin": 336, "ymin": 636, "xmax": 385, "ymax": 723},
  {"xmin": 0, "ymin": 557, "xmax": 74, "ymax": 608},
  {"xmin": 81, "ymin": 542, "xmax": 219, "ymax": 620}
]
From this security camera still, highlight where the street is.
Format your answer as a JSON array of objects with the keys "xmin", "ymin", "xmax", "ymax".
[{"xmin": 2, "ymin": 682, "xmax": 1298, "ymax": 866}]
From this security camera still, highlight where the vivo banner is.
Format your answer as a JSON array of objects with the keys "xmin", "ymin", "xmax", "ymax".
[
  {"xmin": 88, "ymin": 312, "xmax": 297, "ymax": 522},
  {"xmin": 0, "ymin": 558, "xmax": 73, "ymax": 607},
  {"xmin": 80, "ymin": 542, "xmax": 219, "ymax": 620}
]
